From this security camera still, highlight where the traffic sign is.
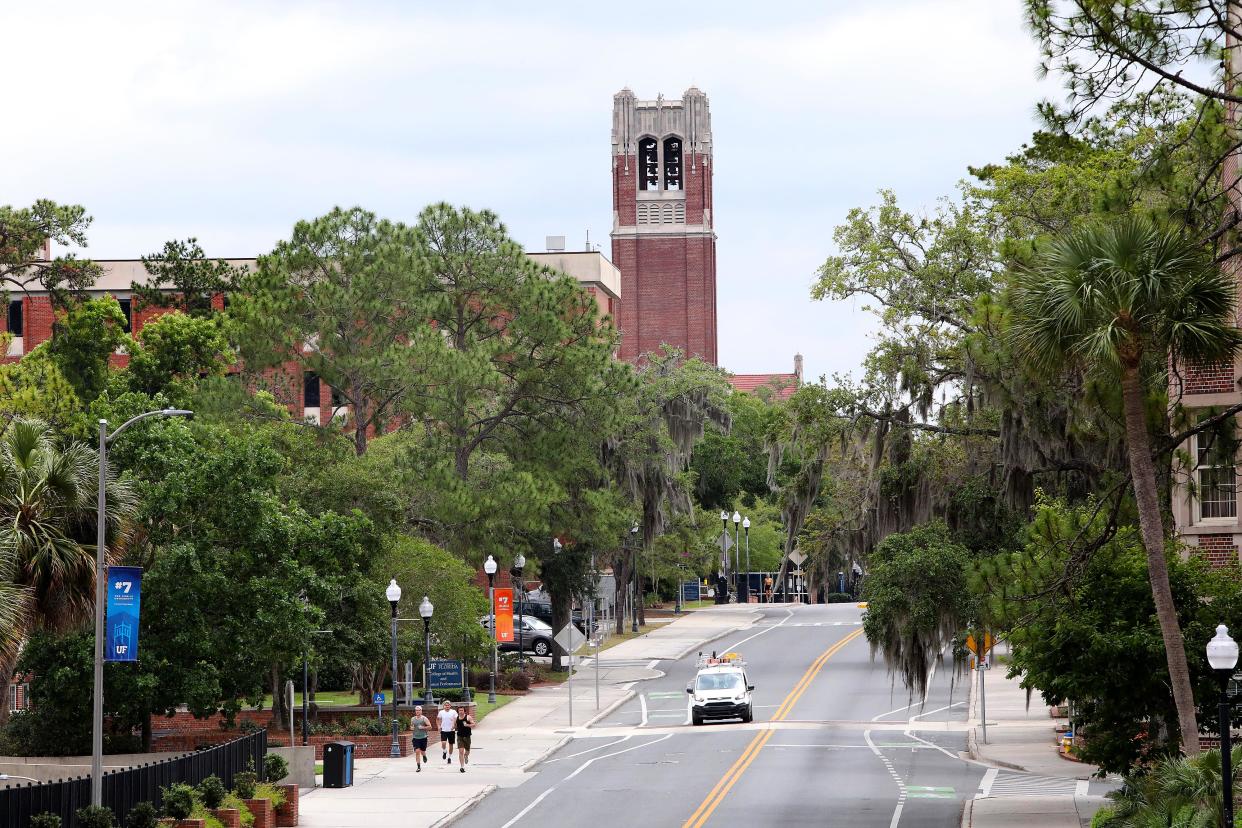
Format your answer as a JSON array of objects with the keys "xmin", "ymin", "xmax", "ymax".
[
  {"xmin": 373, "ymin": 692, "xmax": 385, "ymax": 705},
  {"xmin": 966, "ymin": 632, "xmax": 994, "ymax": 658},
  {"xmin": 789, "ymin": 549, "xmax": 807, "ymax": 566},
  {"xmin": 717, "ymin": 533, "xmax": 734, "ymax": 553},
  {"xmin": 554, "ymin": 623, "xmax": 586, "ymax": 654}
]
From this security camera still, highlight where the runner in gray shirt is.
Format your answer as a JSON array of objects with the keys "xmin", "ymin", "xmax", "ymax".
[{"xmin": 410, "ymin": 705, "xmax": 431, "ymax": 772}]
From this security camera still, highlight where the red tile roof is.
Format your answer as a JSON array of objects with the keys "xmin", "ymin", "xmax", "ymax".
[{"xmin": 729, "ymin": 373, "xmax": 799, "ymax": 401}]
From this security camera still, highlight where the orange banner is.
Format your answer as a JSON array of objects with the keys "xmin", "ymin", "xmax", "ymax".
[{"xmin": 494, "ymin": 588, "xmax": 514, "ymax": 643}]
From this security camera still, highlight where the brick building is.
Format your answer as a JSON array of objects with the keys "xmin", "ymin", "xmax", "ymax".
[
  {"xmin": 611, "ymin": 87, "xmax": 717, "ymax": 364},
  {"xmin": 1171, "ymin": 355, "xmax": 1242, "ymax": 567},
  {"xmin": 2, "ymin": 252, "xmax": 620, "ymax": 427},
  {"xmin": 728, "ymin": 354, "xmax": 803, "ymax": 401}
]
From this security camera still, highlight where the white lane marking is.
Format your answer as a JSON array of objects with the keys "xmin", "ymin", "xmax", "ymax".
[
  {"xmin": 718, "ymin": 606, "xmax": 797, "ymax": 653},
  {"xmin": 684, "ymin": 694, "xmax": 692, "ymax": 726},
  {"xmin": 902, "ymin": 728, "xmax": 960, "ymax": 760},
  {"xmin": 872, "ymin": 702, "xmax": 916, "ymax": 722},
  {"xmin": 639, "ymin": 693, "xmax": 649, "ymax": 727},
  {"xmin": 909, "ymin": 700, "xmax": 967, "ymax": 722},
  {"xmin": 1075, "ymin": 779, "xmax": 1089, "ymax": 798},
  {"xmin": 498, "ymin": 734, "xmax": 673, "ymax": 828},
  {"xmin": 541, "ymin": 735, "xmax": 630, "ymax": 764},
  {"xmin": 865, "ymin": 729, "xmax": 907, "ymax": 828},
  {"xmin": 976, "ymin": 767, "xmax": 998, "ymax": 799},
  {"xmin": 765, "ymin": 742, "xmax": 928, "ymax": 749},
  {"xmin": 646, "ymin": 659, "xmax": 659, "ymax": 669}
]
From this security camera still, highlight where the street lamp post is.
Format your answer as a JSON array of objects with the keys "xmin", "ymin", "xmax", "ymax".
[
  {"xmin": 512, "ymin": 554, "xmax": 526, "ymax": 669},
  {"xmin": 1208, "ymin": 624, "xmax": 1239, "ymax": 828},
  {"xmin": 93, "ymin": 408, "xmax": 192, "ymax": 807},
  {"xmin": 731, "ymin": 512, "xmax": 740, "ymax": 603},
  {"xmin": 419, "ymin": 595, "xmax": 435, "ymax": 707},
  {"xmin": 386, "ymin": 580, "xmax": 402, "ymax": 758},
  {"xmin": 484, "ymin": 555, "xmax": 498, "ymax": 704},
  {"xmin": 629, "ymin": 525, "xmax": 639, "ymax": 632},
  {"xmin": 741, "ymin": 517, "xmax": 750, "ymax": 604},
  {"xmin": 719, "ymin": 511, "xmax": 729, "ymax": 602}
]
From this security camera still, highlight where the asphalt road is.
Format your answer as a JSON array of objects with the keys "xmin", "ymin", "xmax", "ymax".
[{"xmin": 454, "ymin": 603, "xmax": 1085, "ymax": 828}]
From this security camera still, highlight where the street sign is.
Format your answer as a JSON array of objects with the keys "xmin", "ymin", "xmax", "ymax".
[
  {"xmin": 373, "ymin": 692, "xmax": 385, "ymax": 704},
  {"xmin": 966, "ymin": 632, "xmax": 995, "ymax": 658},
  {"xmin": 554, "ymin": 623, "xmax": 586, "ymax": 654},
  {"xmin": 789, "ymin": 549, "xmax": 807, "ymax": 566},
  {"xmin": 717, "ymin": 533, "xmax": 734, "ymax": 553},
  {"xmin": 681, "ymin": 580, "xmax": 701, "ymax": 602},
  {"xmin": 429, "ymin": 659, "xmax": 464, "ymax": 689},
  {"xmin": 494, "ymin": 588, "xmax": 514, "ymax": 643}
]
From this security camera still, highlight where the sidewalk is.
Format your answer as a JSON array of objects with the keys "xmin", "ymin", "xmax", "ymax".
[
  {"xmin": 297, "ymin": 605, "xmax": 759, "ymax": 827},
  {"xmin": 962, "ymin": 645, "xmax": 1110, "ymax": 828}
]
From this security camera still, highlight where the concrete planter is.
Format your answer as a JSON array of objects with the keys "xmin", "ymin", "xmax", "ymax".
[
  {"xmin": 245, "ymin": 798, "xmax": 275, "ymax": 828},
  {"xmin": 211, "ymin": 807, "xmax": 242, "ymax": 827},
  {"xmin": 275, "ymin": 783, "xmax": 299, "ymax": 826}
]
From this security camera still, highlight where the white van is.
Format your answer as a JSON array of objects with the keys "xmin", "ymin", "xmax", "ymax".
[{"xmin": 687, "ymin": 652, "xmax": 753, "ymax": 725}]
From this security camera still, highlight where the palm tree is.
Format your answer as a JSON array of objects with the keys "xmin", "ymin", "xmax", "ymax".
[
  {"xmin": 0, "ymin": 418, "xmax": 136, "ymax": 721},
  {"xmin": 1011, "ymin": 216, "xmax": 1242, "ymax": 756}
]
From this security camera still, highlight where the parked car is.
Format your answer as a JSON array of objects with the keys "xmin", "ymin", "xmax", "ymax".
[
  {"xmin": 480, "ymin": 614, "xmax": 555, "ymax": 657},
  {"xmin": 515, "ymin": 600, "xmax": 597, "ymax": 635}
]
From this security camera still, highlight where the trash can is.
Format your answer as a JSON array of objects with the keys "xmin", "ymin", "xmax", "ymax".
[{"xmin": 323, "ymin": 740, "xmax": 355, "ymax": 789}]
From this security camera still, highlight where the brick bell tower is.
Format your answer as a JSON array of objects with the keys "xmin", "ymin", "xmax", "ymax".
[{"xmin": 611, "ymin": 87, "xmax": 717, "ymax": 364}]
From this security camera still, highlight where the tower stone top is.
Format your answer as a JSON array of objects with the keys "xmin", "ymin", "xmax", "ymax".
[{"xmin": 612, "ymin": 87, "xmax": 712, "ymax": 158}]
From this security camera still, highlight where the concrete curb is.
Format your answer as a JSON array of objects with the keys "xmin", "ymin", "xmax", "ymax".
[
  {"xmin": 432, "ymin": 783, "xmax": 497, "ymax": 828},
  {"xmin": 965, "ymin": 727, "xmax": 1028, "ymax": 773},
  {"xmin": 959, "ymin": 798, "xmax": 972, "ymax": 828},
  {"xmin": 583, "ymin": 689, "xmax": 637, "ymax": 729},
  {"xmin": 520, "ymin": 736, "xmax": 572, "ymax": 772}
]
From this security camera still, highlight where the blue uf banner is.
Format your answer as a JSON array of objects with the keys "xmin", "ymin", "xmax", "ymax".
[{"xmin": 105, "ymin": 566, "xmax": 142, "ymax": 662}]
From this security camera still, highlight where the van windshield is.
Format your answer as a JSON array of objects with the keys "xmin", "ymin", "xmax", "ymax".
[{"xmin": 696, "ymin": 673, "xmax": 743, "ymax": 692}]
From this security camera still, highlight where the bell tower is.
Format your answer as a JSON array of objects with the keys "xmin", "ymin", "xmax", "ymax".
[{"xmin": 611, "ymin": 87, "xmax": 717, "ymax": 364}]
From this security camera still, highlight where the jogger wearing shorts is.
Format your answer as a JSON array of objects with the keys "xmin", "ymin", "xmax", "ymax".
[
  {"xmin": 437, "ymin": 701, "xmax": 458, "ymax": 764},
  {"xmin": 411, "ymin": 706, "xmax": 431, "ymax": 772},
  {"xmin": 455, "ymin": 707, "xmax": 476, "ymax": 772}
]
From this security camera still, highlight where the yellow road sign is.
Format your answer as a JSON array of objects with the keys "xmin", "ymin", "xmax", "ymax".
[{"xmin": 966, "ymin": 632, "xmax": 994, "ymax": 657}]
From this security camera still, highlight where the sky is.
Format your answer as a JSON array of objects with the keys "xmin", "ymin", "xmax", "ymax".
[{"xmin": 1, "ymin": 0, "xmax": 1058, "ymax": 381}]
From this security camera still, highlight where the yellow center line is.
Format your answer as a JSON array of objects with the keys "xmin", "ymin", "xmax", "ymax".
[{"xmin": 681, "ymin": 627, "xmax": 864, "ymax": 828}]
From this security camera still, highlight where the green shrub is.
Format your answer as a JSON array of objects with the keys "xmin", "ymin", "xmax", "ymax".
[
  {"xmin": 263, "ymin": 753, "xmax": 288, "ymax": 783},
  {"xmin": 190, "ymin": 800, "xmax": 225, "ymax": 828},
  {"xmin": 254, "ymin": 782, "xmax": 286, "ymax": 808},
  {"xmin": 222, "ymin": 792, "xmax": 255, "ymax": 827},
  {"xmin": 74, "ymin": 805, "xmax": 117, "ymax": 828},
  {"xmin": 29, "ymin": 814, "xmax": 62, "ymax": 828},
  {"xmin": 198, "ymin": 774, "xmax": 227, "ymax": 809},
  {"xmin": 125, "ymin": 801, "xmax": 158, "ymax": 828},
  {"xmin": 238, "ymin": 719, "xmax": 261, "ymax": 734},
  {"xmin": 822, "ymin": 593, "xmax": 856, "ymax": 603},
  {"xmin": 161, "ymin": 783, "xmax": 197, "ymax": 820},
  {"xmin": 309, "ymin": 720, "xmax": 343, "ymax": 735},
  {"xmin": 343, "ymin": 717, "xmax": 368, "ymax": 736},
  {"xmin": 232, "ymin": 770, "xmax": 257, "ymax": 800}
]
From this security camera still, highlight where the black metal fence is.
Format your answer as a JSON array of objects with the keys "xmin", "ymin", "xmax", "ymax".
[{"xmin": 0, "ymin": 730, "xmax": 267, "ymax": 828}]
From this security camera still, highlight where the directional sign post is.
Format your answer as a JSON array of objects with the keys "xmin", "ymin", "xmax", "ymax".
[
  {"xmin": 555, "ymin": 624, "xmax": 586, "ymax": 728},
  {"xmin": 966, "ymin": 631, "xmax": 995, "ymax": 744},
  {"xmin": 373, "ymin": 692, "xmax": 385, "ymax": 719}
]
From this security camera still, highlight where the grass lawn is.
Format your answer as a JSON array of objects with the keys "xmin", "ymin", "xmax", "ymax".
[
  {"xmin": 587, "ymin": 624, "xmax": 660, "ymax": 655},
  {"xmin": 252, "ymin": 690, "xmax": 360, "ymax": 709},
  {"xmin": 314, "ymin": 762, "xmax": 323, "ymax": 776},
  {"xmin": 471, "ymin": 693, "xmax": 518, "ymax": 721}
]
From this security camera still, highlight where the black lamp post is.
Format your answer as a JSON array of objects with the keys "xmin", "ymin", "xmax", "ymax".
[
  {"xmin": 419, "ymin": 595, "xmax": 435, "ymax": 707},
  {"xmin": 741, "ymin": 516, "xmax": 750, "ymax": 604},
  {"xmin": 484, "ymin": 555, "xmax": 498, "ymax": 704},
  {"xmin": 1208, "ymin": 624, "xmax": 1239, "ymax": 828},
  {"xmin": 512, "ymin": 554, "xmax": 526, "ymax": 669},
  {"xmin": 719, "ymin": 510, "xmax": 729, "ymax": 600},
  {"xmin": 629, "ymin": 525, "xmax": 640, "ymax": 632},
  {"xmin": 731, "ymin": 511, "xmax": 741, "ymax": 603},
  {"xmin": 385, "ymin": 579, "xmax": 402, "ymax": 758}
]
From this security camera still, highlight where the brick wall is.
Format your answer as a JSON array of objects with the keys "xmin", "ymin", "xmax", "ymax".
[
  {"xmin": 1184, "ymin": 358, "xmax": 1235, "ymax": 394},
  {"xmin": 1195, "ymin": 534, "xmax": 1239, "ymax": 568}
]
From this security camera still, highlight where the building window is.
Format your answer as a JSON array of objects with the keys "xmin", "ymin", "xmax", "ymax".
[
  {"xmin": 7, "ymin": 300, "xmax": 22, "ymax": 336},
  {"xmin": 303, "ymin": 372, "xmax": 320, "ymax": 408},
  {"xmin": 118, "ymin": 298, "xmax": 132, "ymax": 333},
  {"xmin": 1196, "ymin": 433, "xmax": 1237, "ymax": 521},
  {"xmin": 639, "ymin": 137, "xmax": 659, "ymax": 191},
  {"xmin": 663, "ymin": 137, "xmax": 682, "ymax": 191},
  {"xmin": 330, "ymin": 384, "xmax": 345, "ymax": 408}
]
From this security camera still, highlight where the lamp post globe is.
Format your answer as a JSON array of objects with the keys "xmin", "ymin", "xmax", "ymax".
[
  {"xmin": 1208, "ymin": 624, "xmax": 1239, "ymax": 828},
  {"xmin": 483, "ymin": 556, "xmax": 498, "ymax": 703},
  {"xmin": 419, "ymin": 595, "xmax": 434, "ymax": 706}
]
